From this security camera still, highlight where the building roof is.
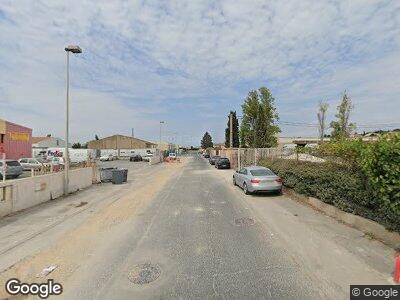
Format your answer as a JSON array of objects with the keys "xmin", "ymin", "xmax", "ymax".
[
  {"xmin": 90, "ymin": 134, "xmax": 156, "ymax": 145},
  {"xmin": 0, "ymin": 118, "xmax": 32, "ymax": 131},
  {"xmin": 32, "ymin": 136, "xmax": 51, "ymax": 144}
]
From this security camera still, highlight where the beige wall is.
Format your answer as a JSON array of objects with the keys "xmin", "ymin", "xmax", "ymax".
[
  {"xmin": 0, "ymin": 167, "xmax": 93, "ymax": 217},
  {"xmin": 88, "ymin": 135, "xmax": 154, "ymax": 149}
]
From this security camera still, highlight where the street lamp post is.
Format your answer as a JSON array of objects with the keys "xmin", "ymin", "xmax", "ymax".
[
  {"xmin": 64, "ymin": 45, "xmax": 82, "ymax": 195},
  {"xmin": 159, "ymin": 121, "xmax": 165, "ymax": 146}
]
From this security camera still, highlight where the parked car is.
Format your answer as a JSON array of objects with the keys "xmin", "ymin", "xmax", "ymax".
[
  {"xmin": 100, "ymin": 154, "xmax": 115, "ymax": 161},
  {"xmin": 0, "ymin": 160, "xmax": 23, "ymax": 179},
  {"xmin": 209, "ymin": 155, "xmax": 220, "ymax": 165},
  {"xmin": 18, "ymin": 158, "xmax": 46, "ymax": 171},
  {"xmin": 142, "ymin": 152, "xmax": 154, "ymax": 162},
  {"xmin": 168, "ymin": 153, "xmax": 177, "ymax": 160},
  {"xmin": 233, "ymin": 166, "xmax": 282, "ymax": 195},
  {"xmin": 215, "ymin": 157, "xmax": 230, "ymax": 169},
  {"xmin": 130, "ymin": 154, "xmax": 142, "ymax": 162}
]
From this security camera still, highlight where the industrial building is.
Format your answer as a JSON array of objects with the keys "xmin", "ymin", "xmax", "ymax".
[
  {"xmin": 87, "ymin": 135, "xmax": 156, "ymax": 150},
  {"xmin": 0, "ymin": 118, "xmax": 32, "ymax": 159},
  {"xmin": 32, "ymin": 135, "xmax": 69, "ymax": 149}
]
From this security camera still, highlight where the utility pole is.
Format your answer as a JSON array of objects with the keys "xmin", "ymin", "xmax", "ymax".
[
  {"xmin": 229, "ymin": 111, "xmax": 233, "ymax": 148},
  {"xmin": 65, "ymin": 50, "xmax": 69, "ymax": 195},
  {"xmin": 159, "ymin": 121, "xmax": 165, "ymax": 148},
  {"xmin": 131, "ymin": 128, "xmax": 134, "ymax": 138}
]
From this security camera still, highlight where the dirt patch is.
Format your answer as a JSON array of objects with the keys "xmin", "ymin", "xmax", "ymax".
[{"xmin": 0, "ymin": 159, "xmax": 188, "ymax": 298}]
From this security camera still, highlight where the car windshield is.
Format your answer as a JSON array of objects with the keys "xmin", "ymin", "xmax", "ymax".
[
  {"xmin": 219, "ymin": 158, "xmax": 229, "ymax": 162},
  {"xmin": 250, "ymin": 169, "xmax": 274, "ymax": 176},
  {"xmin": 6, "ymin": 161, "xmax": 20, "ymax": 166}
]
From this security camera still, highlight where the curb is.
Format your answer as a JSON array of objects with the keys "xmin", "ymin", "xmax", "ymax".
[{"xmin": 284, "ymin": 187, "xmax": 400, "ymax": 249}]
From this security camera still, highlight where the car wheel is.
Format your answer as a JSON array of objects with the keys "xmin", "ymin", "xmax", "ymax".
[
  {"xmin": 243, "ymin": 183, "xmax": 250, "ymax": 195},
  {"xmin": 232, "ymin": 176, "xmax": 236, "ymax": 186},
  {"xmin": 277, "ymin": 188, "xmax": 282, "ymax": 195}
]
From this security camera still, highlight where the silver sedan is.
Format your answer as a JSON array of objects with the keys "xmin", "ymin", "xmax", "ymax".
[{"xmin": 233, "ymin": 166, "xmax": 282, "ymax": 195}]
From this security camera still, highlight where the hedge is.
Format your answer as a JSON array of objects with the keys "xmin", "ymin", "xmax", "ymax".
[{"xmin": 260, "ymin": 158, "xmax": 400, "ymax": 233}]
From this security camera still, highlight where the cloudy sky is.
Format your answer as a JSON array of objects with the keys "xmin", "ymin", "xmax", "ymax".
[{"xmin": 0, "ymin": 1, "xmax": 399, "ymax": 145}]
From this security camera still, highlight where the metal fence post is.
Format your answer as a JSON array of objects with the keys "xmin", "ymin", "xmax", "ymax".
[{"xmin": 238, "ymin": 148, "xmax": 241, "ymax": 170}]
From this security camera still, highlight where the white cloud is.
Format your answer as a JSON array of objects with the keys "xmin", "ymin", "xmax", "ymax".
[{"xmin": 0, "ymin": 0, "xmax": 399, "ymax": 143}]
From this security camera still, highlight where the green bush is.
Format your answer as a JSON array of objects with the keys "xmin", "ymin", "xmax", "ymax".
[
  {"xmin": 315, "ymin": 133, "xmax": 400, "ymax": 215},
  {"xmin": 359, "ymin": 133, "xmax": 400, "ymax": 215},
  {"xmin": 260, "ymin": 157, "xmax": 400, "ymax": 232}
]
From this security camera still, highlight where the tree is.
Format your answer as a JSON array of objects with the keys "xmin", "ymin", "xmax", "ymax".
[
  {"xmin": 317, "ymin": 101, "xmax": 329, "ymax": 142},
  {"xmin": 201, "ymin": 132, "xmax": 213, "ymax": 149},
  {"xmin": 72, "ymin": 142, "xmax": 82, "ymax": 149},
  {"xmin": 225, "ymin": 111, "xmax": 240, "ymax": 148},
  {"xmin": 240, "ymin": 90, "xmax": 259, "ymax": 147},
  {"xmin": 240, "ymin": 87, "xmax": 280, "ymax": 147},
  {"xmin": 330, "ymin": 92, "xmax": 356, "ymax": 140},
  {"xmin": 95, "ymin": 134, "xmax": 100, "ymax": 140}
]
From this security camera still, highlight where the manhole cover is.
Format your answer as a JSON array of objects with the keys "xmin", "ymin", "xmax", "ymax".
[
  {"xmin": 234, "ymin": 217, "xmax": 255, "ymax": 226},
  {"xmin": 128, "ymin": 263, "xmax": 161, "ymax": 285}
]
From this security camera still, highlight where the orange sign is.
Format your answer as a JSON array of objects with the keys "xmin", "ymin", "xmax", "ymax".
[
  {"xmin": 9, "ymin": 132, "xmax": 30, "ymax": 141},
  {"xmin": 0, "ymin": 119, "xmax": 5, "ymax": 135}
]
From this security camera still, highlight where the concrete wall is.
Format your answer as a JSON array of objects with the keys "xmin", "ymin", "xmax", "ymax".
[{"xmin": 0, "ymin": 167, "xmax": 93, "ymax": 217}]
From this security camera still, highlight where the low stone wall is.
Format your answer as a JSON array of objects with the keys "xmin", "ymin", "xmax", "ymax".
[
  {"xmin": 0, "ymin": 167, "xmax": 94, "ymax": 218},
  {"xmin": 284, "ymin": 187, "xmax": 400, "ymax": 248}
]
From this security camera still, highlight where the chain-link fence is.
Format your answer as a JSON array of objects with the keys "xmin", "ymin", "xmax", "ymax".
[
  {"xmin": 210, "ymin": 147, "xmax": 325, "ymax": 170},
  {"xmin": 211, "ymin": 148, "xmax": 282, "ymax": 169}
]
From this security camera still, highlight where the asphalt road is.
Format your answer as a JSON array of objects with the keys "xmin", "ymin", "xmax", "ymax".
[{"xmin": 65, "ymin": 154, "xmax": 325, "ymax": 299}]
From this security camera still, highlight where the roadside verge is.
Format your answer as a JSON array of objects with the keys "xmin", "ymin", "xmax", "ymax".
[{"xmin": 284, "ymin": 187, "xmax": 400, "ymax": 248}]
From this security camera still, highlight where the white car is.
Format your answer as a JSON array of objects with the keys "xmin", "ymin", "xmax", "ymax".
[
  {"xmin": 168, "ymin": 153, "xmax": 177, "ymax": 160},
  {"xmin": 18, "ymin": 158, "xmax": 46, "ymax": 170},
  {"xmin": 99, "ymin": 154, "xmax": 115, "ymax": 161}
]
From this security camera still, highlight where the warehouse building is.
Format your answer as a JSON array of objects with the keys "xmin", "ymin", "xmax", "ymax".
[
  {"xmin": 0, "ymin": 118, "xmax": 32, "ymax": 159},
  {"xmin": 32, "ymin": 135, "xmax": 69, "ymax": 149},
  {"xmin": 32, "ymin": 135, "xmax": 71, "ymax": 157},
  {"xmin": 87, "ymin": 135, "xmax": 156, "ymax": 150}
]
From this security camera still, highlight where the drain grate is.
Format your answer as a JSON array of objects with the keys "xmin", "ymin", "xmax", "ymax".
[
  {"xmin": 234, "ymin": 217, "xmax": 255, "ymax": 226},
  {"xmin": 128, "ymin": 263, "xmax": 161, "ymax": 285}
]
